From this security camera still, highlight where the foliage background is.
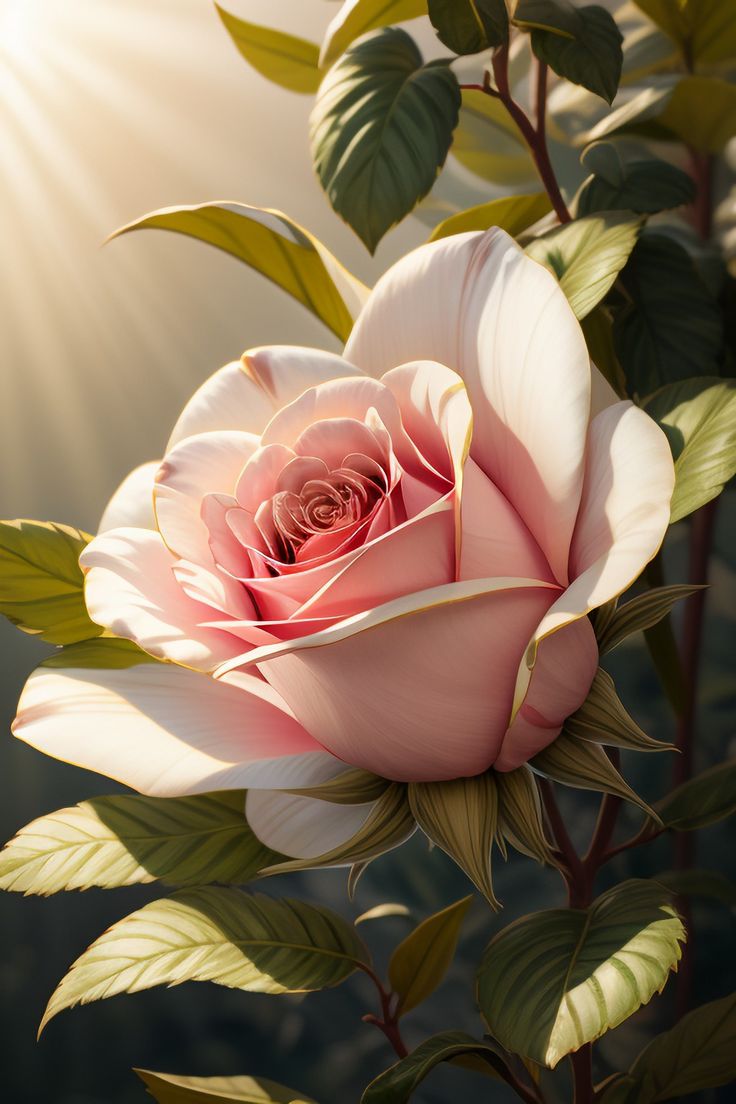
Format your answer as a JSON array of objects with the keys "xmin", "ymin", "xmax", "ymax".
[{"xmin": 0, "ymin": 1, "xmax": 734, "ymax": 1101}]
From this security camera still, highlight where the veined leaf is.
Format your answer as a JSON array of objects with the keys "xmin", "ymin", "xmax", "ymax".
[
  {"xmin": 41, "ymin": 636, "xmax": 156, "ymax": 669},
  {"xmin": 643, "ymin": 377, "xmax": 736, "ymax": 523},
  {"xmin": 427, "ymin": 0, "xmax": 508, "ymax": 54},
  {"xmin": 563, "ymin": 668, "xmax": 674, "ymax": 754},
  {"xmin": 530, "ymin": 732, "xmax": 659, "ymax": 819},
  {"xmin": 285, "ymin": 768, "xmax": 389, "ymax": 805},
  {"xmin": 530, "ymin": 5, "xmax": 623, "ymax": 104},
  {"xmin": 41, "ymin": 888, "xmax": 371, "ymax": 1031},
  {"xmin": 310, "ymin": 28, "xmax": 460, "ymax": 252},
  {"xmin": 0, "ymin": 792, "xmax": 279, "ymax": 895},
  {"xmin": 513, "ymin": 0, "xmax": 580, "ymax": 36},
  {"xmin": 408, "ymin": 774, "xmax": 500, "ymax": 908},
  {"xmin": 577, "ymin": 145, "xmax": 695, "ymax": 216},
  {"xmin": 597, "ymin": 585, "xmax": 704, "ymax": 654},
  {"xmin": 109, "ymin": 203, "xmax": 368, "ymax": 343},
  {"xmin": 215, "ymin": 6, "xmax": 321, "ymax": 94},
  {"xmin": 452, "ymin": 89, "xmax": 536, "ymax": 186},
  {"xmin": 428, "ymin": 192, "xmax": 551, "ymax": 243},
  {"xmin": 653, "ymin": 869, "xmax": 736, "ymax": 908},
  {"xmin": 361, "ymin": 1031, "xmax": 509, "ymax": 1103},
  {"xmin": 477, "ymin": 879, "xmax": 685, "ymax": 1068},
  {"xmin": 137, "ymin": 1068, "xmax": 318, "ymax": 1102},
  {"xmin": 496, "ymin": 767, "xmax": 556, "ymax": 866},
  {"xmin": 320, "ymin": 0, "xmax": 427, "ymax": 69},
  {"xmin": 525, "ymin": 211, "xmax": 642, "ymax": 320},
  {"xmin": 0, "ymin": 520, "xmax": 99, "ymax": 645},
  {"xmin": 388, "ymin": 895, "xmax": 472, "ymax": 1016},
  {"xmin": 655, "ymin": 760, "xmax": 736, "ymax": 831}
]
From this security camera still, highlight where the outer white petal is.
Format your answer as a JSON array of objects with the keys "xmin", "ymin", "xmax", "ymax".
[
  {"xmin": 345, "ymin": 229, "xmax": 592, "ymax": 583},
  {"xmin": 12, "ymin": 663, "xmax": 321, "ymax": 796},
  {"xmin": 98, "ymin": 462, "xmax": 158, "ymax": 533},
  {"xmin": 246, "ymin": 789, "xmax": 376, "ymax": 859}
]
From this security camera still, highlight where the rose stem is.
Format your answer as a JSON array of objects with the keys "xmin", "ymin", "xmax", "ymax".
[{"xmin": 356, "ymin": 962, "xmax": 408, "ymax": 1058}]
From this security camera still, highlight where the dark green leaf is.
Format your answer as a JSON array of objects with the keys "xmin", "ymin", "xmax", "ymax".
[
  {"xmin": 597, "ymin": 585, "xmax": 704, "ymax": 654},
  {"xmin": 581, "ymin": 306, "xmax": 626, "ymax": 395},
  {"xmin": 477, "ymin": 879, "xmax": 685, "ymax": 1067},
  {"xmin": 655, "ymin": 760, "xmax": 736, "ymax": 831},
  {"xmin": 427, "ymin": 0, "xmax": 508, "ymax": 54},
  {"xmin": 531, "ymin": 732, "xmax": 660, "ymax": 818},
  {"xmin": 614, "ymin": 236, "xmax": 723, "ymax": 396},
  {"xmin": 388, "ymin": 895, "xmax": 472, "ymax": 1016},
  {"xmin": 514, "ymin": 0, "xmax": 581, "ymax": 36},
  {"xmin": 653, "ymin": 869, "xmax": 736, "ymax": 908},
  {"xmin": 361, "ymin": 1031, "xmax": 508, "ymax": 1103},
  {"xmin": 530, "ymin": 6, "xmax": 623, "ymax": 104},
  {"xmin": 215, "ymin": 5, "xmax": 321, "ymax": 94},
  {"xmin": 310, "ymin": 28, "xmax": 460, "ymax": 252},
  {"xmin": 578, "ymin": 148, "xmax": 695, "ymax": 217},
  {"xmin": 137, "ymin": 1068, "xmax": 318, "ymax": 1103},
  {"xmin": 564, "ymin": 668, "xmax": 673, "ymax": 754}
]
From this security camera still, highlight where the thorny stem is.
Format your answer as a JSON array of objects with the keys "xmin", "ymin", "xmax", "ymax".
[{"xmin": 358, "ymin": 963, "xmax": 408, "ymax": 1059}]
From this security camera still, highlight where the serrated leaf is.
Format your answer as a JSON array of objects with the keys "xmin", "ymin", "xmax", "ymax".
[
  {"xmin": 41, "ymin": 887, "xmax": 371, "ymax": 1031},
  {"xmin": 530, "ymin": 6, "xmax": 623, "ymax": 104},
  {"xmin": 530, "ymin": 732, "xmax": 659, "ymax": 819},
  {"xmin": 109, "ymin": 203, "xmax": 368, "ymax": 343},
  {"xmin": 428, "ymin": 192, "xmax": 551, "ymax": 243},
  {"xmin": 496, "ymin": 767, "xmax": 556, "ymax": 866},
  {"xmin": 477, "ymin": 879, "xmax": 685, "ymax": 1067},
  {"xmin": 259, "ymin": 785, "xmax": 415, "ymax": 875},
  {"xmin": 614, "ymin": 236, "xmax": 723, "ymax": 396},
  {"xmin": 137, "ymin": 1068, "xmax": 318, "ymax": 1103},
  {"xmin": 526, "ymin": 212, "xmax": 642, "ymax": 320},
  {"xmin": 41, "ymin": 636, "xmax": 156, "ymax": 669},
  {"xmin": 215, "ymin": 6, "xmax": 321, "ymax": 94},
  {"xmin": 355, "ymin": 903, "xmax": 411, "ymax": 925},
  {"xmin": 320, "ymin": 0, "xmax": 427, "ymax": 69},
  {"xmin": 0, "ymin": 519, "xmax": 100, "ymax": 645},
  {"xmin": 451, "ymin": 89, "xmax": 536, "ymax": 186},
  {"xmin": 310, "ymin": 28, "xmax": 460, "ymax": 252},
  {"xmin": 563, "ymin": 668, "xmax": 674, "ymax": 754},
  {"xmin": 655, "ymin": 760, "xmax": 736, "ymax": 830},
  {"xmin": 643, "ymin": 377, "xmax": 736, "ymax": 523},
  {"xmin": 408, "ymin": 774, "xmax": 499, "ymax": 908},
  {"xmin": 284, "ymin": 768, "xmax": 389, "ymax": 805},
  {"xmin": 361, "ymin": 1031, "xmax": 508, "ymax": 1103},
  {"xmin": 388, "ymin": 895, "xmax": 472, "ymax": 1016},
  {"xmin": 577, "ymin": 146, "xmax": 695, "ymax": 216},
  {"xmin": 653, "ymin": 869, "xmax": 736, "ymax": 907},
  {"xmin": 427, "ymin": 0, "xmax": 508, "ymax": 54},
  {"xmin": 597, "ymin": 585, "xmax": 704, "ymax": 654},
  {"xmin": 0, "ymin": 792, "xmax": 279, "ymax": 895}
]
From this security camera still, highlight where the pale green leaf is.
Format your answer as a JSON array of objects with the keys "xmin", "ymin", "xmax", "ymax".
[
  {"xmin": 215, "ymin": 6, "xmax": 321, "ymax": 94},
  {"xmin": 388, "ymin": 895, "xmax": 472, "ymax": 1016},
  {"xmin": 41, "ymin": 888, "xmax": 371, "ymax": 1031},
  {"xmin": 361, "ymin": 1031, "xmax": 508, "ymax": 1103},
  {"xmin": 530, "ymin": 6, "xmax": 623, "ymax": 104},
  {"xmin": 41, "ymin": 636, "xmax": 156, "ymax": 669},
  {"xmin": 320, "ymin": 0, "xmax": 427, "ymax": 69},
  {"xmin": 655, "ymin": 760, "xmax": 736, "ymax": 830},
  {"xmin": 643, "ymin": 377, "xmax": 736, "ymax": 523},
  {"xmin": 477, "ymin": 879, "xmax": 685, "ymax": 1067},
  {"xmin": 0, "ymin": 792, "xmax": 279, "ymax": 895},
  {"xmin": 496, "ymin": 767, "xmax": 556, "ymax": 866},
  {"xmin": 563, "ymin": 668, "xmax": 674, "ymax": 754},
  {"xmin": 597, "ymin": 585, "xmax": 704, "ymax": 654},
  {"xmin": 525, "ymin": 212, "xmax": 642, "ymax": 320},
  {"xmin": 0, "ymin": 520, "xmax": 99, "ymax": 645},
  {"xmin": 530, "ymin": 732, "xmax": 659, "ymax": 819},
  {"xmin": 632, "ymin": 0, "xmax": 736, "ymax": 68},
  {"xmin": 408, "ymin": 774, "xmax": 499, "ymax": 908},
  {"xmin": 451, "ymin": 89, "xmax": 536, "ymax": 186},
  {"xmin": 310, "ymin": 28, "xmax": 460, "ymax": 252},
  {"xmin": 137, "ymin": 1068, "xmax": 318, "ymax": 1103},
  {"xmin": 355, "ymin": 903, "xmax": 411, "ymax": 925},
  {"xmin": 427, "ymin": 0, "xmax": 508, "ymax": 54},
  {"xmin": 428, "ymin": 192, "xmax": 551, "ymax": 242},
  {"xmin": 109, "ymin": 202, "xmax": 368, "ymax": 343}
]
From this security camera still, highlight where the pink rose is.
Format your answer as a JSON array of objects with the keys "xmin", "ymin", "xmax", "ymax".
[{"xmin": 14, "ymin": 230, "xmax": 674, "ymax": 859}]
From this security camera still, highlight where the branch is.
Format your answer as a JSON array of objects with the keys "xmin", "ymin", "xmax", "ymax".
[{"xmin": 357, "ymin": 963, "xmax": 408, "ymax": 1059}]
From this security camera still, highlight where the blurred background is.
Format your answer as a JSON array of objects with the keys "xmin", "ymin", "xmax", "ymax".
[{"xmin": 0, "ymin": 1, "xmax": 734, "ymax": 1101}]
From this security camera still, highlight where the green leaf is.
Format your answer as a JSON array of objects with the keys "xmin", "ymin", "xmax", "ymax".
[
  {"xmin": 632, "ymin": 0, "xmax": 736, "ymax": 68},
  {"xmin": 355, "ymin": 903, "xmax": 411, "ymax": 925},
  {"xmin": 361, "ymin": 1031, "xmax": 509, "ymax": 1103},
  {"xmin": 310, "ymin": 28, "xmax": 460, "ymax": 252},
  {"xmin": 408, "ymin": 774, "xmax": 500, "ymax": 908},
  {"xmin": 40, "ymin": 636, "xmax": 156, "ymax": 669},
  {"xmin": 477, "ymin": 879, "xmax": 685, "ymax": 1067},
  {"xmin": 531, "ymin": 732, "xmax": 659, "ymax": 819},
  {"xmin": 580, "ymin": 306, "xmax": 626, "ymax": 395},
  {"xmin": 563, "ymin": 668, "xmax": 674, "ymax": 754},
  {"xmin": 526, "ymin": 212, "xmax": 642, "ymax": 319},
  {"xmin": 655, "ymin": 760, "xmax": 736, "ymax": 831},
  {"xmin": 137, "ymin": 1068, "xmax": 318, "ymax": 1103},
  {"xmin": 617, "ymin": 991, "xmax": 736, "ymax": 1102},
  {"xmin": 388, "ymin": 895, "xmax": 472, "ymax": 1016},
  {"xmin": 427, "ymin": 0, "xmax": 508, "ymax": 54},
  {"xmin": 452, "ymin": 89, "xmax": 535, "ymax": 186},
  {"xmin": 0, "ymin": 792, "xmax": 279, "ymax": 895},
  {"xmin": 614, "ymin": 236, "xmax": 723, "ymax": 396},
  {"xmin": 530, "ymin": 6, "xmax": 623, "ymax": 104},
  {"xmin": 320, "ymin": 0, "xmax": 428, "ymax": 69},
  {"xmin": 0, "ymin": 520, "xmax": 99, "ymax": 646},
  {"xmin": 41, "ymin": 887, "xmax": 371, "ymax": 1031},
  {"xmin": 597, "ymin": 585, "xmax": 704, "ymax": 654},
  {"xmin": 428, "ymin": 192, "xmax": 551, "ymax": 243},
  {"xmin": 109, "ymin": 202, "xmax": 368, "ymax": 343},
  {"xmin": 495, "ymin": 767, "xmax": 556, "ymax": 866},
  {"xmin": 653, "ymin": 869, "xmax": 736, "ymax": 907},
  {"xmin": 514, "ymin": 0, "xmax": 581, "ymax": 36},
  {"xmin": 259, "ymin": 785, "xmax": 415, "ymax": 875},
  {"xmin": 284, "ymin": 768, "xmax": 389, "ymax": 805},
  {"xmin": 215, "ymin": 6, "xmax": 321, "ymax": 94},
  {"xmin": 643, "ymin": 377, "xmax": 736, "ymax": 523},
  {"xmin": 577, "ymin": 146, "xmax": 695, "ymax": 217}
]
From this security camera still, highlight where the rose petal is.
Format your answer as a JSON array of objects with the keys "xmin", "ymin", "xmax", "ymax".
[{"xmin": 98, "ymin": 461, "xmax": 158, "ymax": 533}]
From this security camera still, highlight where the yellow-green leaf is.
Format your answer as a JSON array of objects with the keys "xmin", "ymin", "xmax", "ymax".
[
  {"xmin": 40, "ymin": 636, "xmax": 155, "ymax": 669},
  {"xmin": 137, "ymin": 1068, "xmax": 318, "ymax": 1103},
  {"xmin": 597, "ymin": 584, "xmax": 704, "ymax": 654},
  {"xmin": 496, "ymin": 767, "xmax": 556, "ymax": 866},
  {"xmin": 355, "ymin": 903, "xmax": 411, "ymax": 925},
  {"xmin": 215, "ymin": 6, "xmax": 321, "ymax": 94},
  {"xmin": 428, "ymin": 192, "xmax": 551, "ymax": 242},
  {"xmin": 563, "ymin": 668, "xmax": 674, "ymax": 754},
  {"xmin": 633, "ymin": 0, "xmax": 736, "ymax": 69},
  {"xmin": 109, "ymin": 202, "xmax": 368, "ymax": 343},
  {"xmin": 0, "ymin": 520, "xmax": 100, "ymax": 646},
  {"xmin": 531, "ymin": 732, "xmax": 659, "ymax": 819},
  {"xmin": 452, "ymin": 89, "xmax": 536, "ymax": 186},
  {"xmin": 284, "ymin": 768, "xmax": 389, "ymax": 805},
  {"xmin": 388, "ymin": 895, "xmax": 472, "ymax": 1016},
  {"xmin": 320, "ymin": 0, "xmax": 428, "ymax": 68}
]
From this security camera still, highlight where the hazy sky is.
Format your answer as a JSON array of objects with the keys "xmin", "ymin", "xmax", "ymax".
[{"xmin": 0, "ymin": 0, "xmax": 427, "ymax": 531}]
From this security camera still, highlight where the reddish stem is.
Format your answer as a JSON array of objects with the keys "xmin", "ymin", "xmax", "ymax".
[{"xmin": 358, "ymin": 964, "xmax": 408, "ymax": 1059}]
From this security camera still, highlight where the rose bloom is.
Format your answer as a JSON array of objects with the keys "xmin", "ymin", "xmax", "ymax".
[{"xmin": 14, "ymin": 230, "xmax": 674, "ymax": 858}]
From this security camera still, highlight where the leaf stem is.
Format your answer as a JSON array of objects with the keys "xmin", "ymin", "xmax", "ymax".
[
  {"xmin": 571, "ymin": 1044, "xmax": 594, "ymax": 1104},
  {"xmin": 357, "ymin": 962, "xmax": 408, "ymax": 1059}
]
